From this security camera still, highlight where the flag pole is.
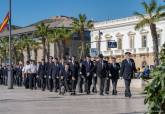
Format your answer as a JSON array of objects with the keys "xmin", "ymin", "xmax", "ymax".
[{"xmin": 8, "ymin": 0, "xmax": 13, "ymax": 89}]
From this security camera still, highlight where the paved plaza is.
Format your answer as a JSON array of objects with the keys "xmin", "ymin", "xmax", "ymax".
[{"xmin": 0, "ymin": 86, "xmax": 147, "ymax": 114}]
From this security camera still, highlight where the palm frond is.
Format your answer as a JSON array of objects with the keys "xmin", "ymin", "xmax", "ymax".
[
  {"xmin": 134, "ymin": 12, "xmax": 146, "ymax": 19},
  {"xmin": 142, "ymin": 1, "xmax": 149, "ymax": 13},
  {"xmin": 135, "ymin": 19, "xmax": 150, "ymax": 30}
]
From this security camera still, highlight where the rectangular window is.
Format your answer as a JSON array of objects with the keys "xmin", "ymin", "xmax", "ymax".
[
  {"xmin": 157, "ymin": 34, "xmax": 161, "ymax": 46},
  {"xmin": 142, "ymin": 35, "xmax": 147, "ymax": 48},
  {"xmin": 130, "ymin": 36, "xmax": 134, "ymax": 49}
]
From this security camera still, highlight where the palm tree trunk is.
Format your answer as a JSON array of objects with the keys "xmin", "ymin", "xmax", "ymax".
[
  {"xmin": 21, "ymin": 50, "xmax": 24, "ymax": 65},
  {"xmin": 34, "ymin": 49, "xmax": 38, "ymax": 62},
  {"xmin": 150, "ymin": 23, "xmax": 159, "ymax": 66},
  {"xmin": 60, "ymin": 40, "xmax": 66, "ymax": 58},
  {"xmin": 54, "ymin": 43, "xmax": 56, "ymax": 58},
  {"xmin": 80, "ymin": 31, "xmax": 85, "ymax": 59},
  {"xmin": 46, "ymin": 42, "xmax": 50, "ymax": 61},
  {"xmin": 27, "ymin": 45, "xmax": 31, "ymax": 61},
  {"xmin": 42, "ymin": 38, "xmax": 46, "ymax": 60},
  {"xmin": 56, "ymin": 41, "xmax": 60, "ymax": 59}
]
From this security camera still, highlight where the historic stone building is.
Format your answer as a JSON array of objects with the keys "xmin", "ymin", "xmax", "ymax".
[
  {"xmin": 0, "ymin": 16, "xmax": 90, "ymax": 64},
  {"xmin": 91, "ymin": 16, "xmax": 165, "ymax": 68}
]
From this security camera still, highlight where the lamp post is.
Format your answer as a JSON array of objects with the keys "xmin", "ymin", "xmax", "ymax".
[
  {"xmin": 98, "ymin": 30, "xmax": 103, "ymax": 55},
  {"xmin": 7, "ymin": 0, "xmax": 13, "ymax": 89}
]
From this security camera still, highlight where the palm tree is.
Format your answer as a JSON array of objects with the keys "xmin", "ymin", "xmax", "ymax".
[
  {"xmin": 36, "ymin": 22, "xmax": 50, "ymax": 60},
  {"xmin": 134, "ymin": 0, "xmax": 165, "ymax": 66},
  {"xmin": 72, "ymin": 14, "xmax": 93, "ymax": 59},
  {"xmin": 48, "ymin": 28, "xmax": 61, "ymax": 58},
  {"xmin": 58, "ymin": 27, "xmax": 72, "ymax": 58},
  {"xmin": 31, "ymin": 41, "xmax": 42, "ymax": 62},
  {"xmin": 0, "ymin": 37, "xmax": 8, "ymax": 64}
]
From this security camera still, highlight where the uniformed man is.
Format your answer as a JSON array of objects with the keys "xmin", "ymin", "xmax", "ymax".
[
  {"xmin": 91, "ymin": 60, "xmax": 97, "ymax": 93},
  {"xmin": 51, "ymin": 58, "xmax": 60, "ymax": 92},
  {"xmin": 46, "ymin": 56, "xmax": 54, "ymax": 92},
  {"xmin": 38, "ymin": 59, "xmax": 46, "ymax": 91},
  {"xmin": 108, "ymin": 56, "xmax": 120, "ymax": 95},
  {"xmin": 29, "ymin": 60, "xmax": 37, "ymax": 90},
  {"xmin": 78, "ymin": 59, "xmax": 86, "ymax": 93},
  {"xmin": 96, "ymin": 54, "xmax": 108, "ymax": 95},
  {"xmin": 84, "ymin": 55, "xmax": 94, "ymax": 94},
  {"xmin": 120, "ymin": 52, "xmax": 137, "ymax": 98},
  {"xmin": 70, "ymin": 56, "xmax": 79, "ymax": 95}
]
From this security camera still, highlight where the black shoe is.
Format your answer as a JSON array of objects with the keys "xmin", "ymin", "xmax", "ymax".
[{"xmin": 99, "ymin": 93, "xmax": 104, "ymax": 96}]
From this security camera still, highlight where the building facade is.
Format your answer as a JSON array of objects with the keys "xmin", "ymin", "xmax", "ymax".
[
  {"xmin": 91, "ymin": 16, "xmax": 165, "ymax": 67},
  {"xmin": 0, "ymin": 16, "xmax": 90, "ymax": 64}
]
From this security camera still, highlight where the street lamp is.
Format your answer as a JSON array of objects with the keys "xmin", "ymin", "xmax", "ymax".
[
  {"xmin": 98, "ymin": 30, "xmax": 103, "ymax": 55},
  {"xmin": 7, "ymin": 0, "xmax": 13, "ymax": 89}
]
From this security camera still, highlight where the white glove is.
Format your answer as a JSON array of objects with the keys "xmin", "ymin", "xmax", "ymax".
[
  {"xmin": 44, "ymin": 75, "xmax": 47, "ymax": 78},
  {"xmin": 94, "ymin": 74, "xmax": 97, "ymax": 77},
  {"xmin": 49, "ymin": 76, "xmax": 51, "ymax": 79},
  {"xmin": 80, "ymin": 72, "xmax": 82, "ymax": 75},
  {"xmin": 87, "ymin": 72, "xmax": 90, "ymax": 76}
]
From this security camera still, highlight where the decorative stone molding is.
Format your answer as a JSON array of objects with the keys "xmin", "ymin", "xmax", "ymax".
[
  {"xmin": 156, "ymin": 28, "xmax": 163, "ymax": 33},
  {"xmin": 94, "ymin": 35, "xmax": 99, "ymax": 40},
  {"xmin": 140, "ymin": 29, "xmax": 149, "ymax": 35},
  {"xmin": 104, "ymin": 33, "xmax": 112, "ymax": 39},
  {"xmin": 116, "ymin": 32, "xmax": 124, "ymax": 37},
  {"xmin": 127, "ymin": 31, "xmax": 136, "ymax": 36}
]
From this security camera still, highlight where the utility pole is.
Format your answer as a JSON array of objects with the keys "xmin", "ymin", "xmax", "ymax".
[{"xmin": 8, "ymin": 0, "xmax": 13, "ymax": 89}]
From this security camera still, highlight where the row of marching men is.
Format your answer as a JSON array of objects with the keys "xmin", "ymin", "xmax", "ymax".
[
  {"xmin": 21, "ymin": 55, "xmax": 121, "ymax": 96},
  {"xmin": 0, "ymin": 52, "xmax": 136, "ymax": 97}
]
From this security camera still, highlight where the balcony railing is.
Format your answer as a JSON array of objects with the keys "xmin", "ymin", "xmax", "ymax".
[
  {"xmin": 137, "ymin": 47, "xmax": 149, "ymax": 54},
  {"xmin": 113, "ymin": 49, "xmax": 124, "ymax": 55},
  {"xmin": 102, "ymin": 50, "xmax": 113, "ymax": 56},
  {"xmin": 125, "ymin": 49, "xmax": 136, "ymax": 54}
]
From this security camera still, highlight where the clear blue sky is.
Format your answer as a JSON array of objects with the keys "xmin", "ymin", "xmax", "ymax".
[{"xmin": 0, "ymin": 0, "xmax": 164, "ymax": 27}]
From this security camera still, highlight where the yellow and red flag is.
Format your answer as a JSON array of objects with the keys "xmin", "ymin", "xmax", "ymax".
[{"xmin": 0, "ymin": 12, "xmax": 9, "ymax": 32}]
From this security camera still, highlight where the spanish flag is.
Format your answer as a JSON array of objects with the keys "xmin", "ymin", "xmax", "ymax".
[{"xmin": 0, "ymin": 12, "xmax": 9, "ymax": 32}]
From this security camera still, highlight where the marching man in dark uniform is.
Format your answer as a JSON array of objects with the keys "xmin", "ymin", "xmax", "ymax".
[
  {"xmin": 46, "ymin": 56, "xmax": 54, "ymax": 92},
  {"xmin": 84, "ymin": 55, "xmax": 94, "ymax": 94},
  {"xmin": 120, "ymin": 52, "xmax": 137, "ymax": 98},
  {"xmin": 51, "ymin": 58, "xmax": 60, "ymax": 92},
  {"xmin": 78, "ymin": 59, "xmax": 86, "ymax": 93},
  {"xmin": 108, "ymin": 56, "xmax": 120, "ymax": 95},
  {"xmin": 96, "ymin": 54, "xmax": 108, "ymax": 95},
  {"xmin": 38, "ymin": 59, "xmax": 46, "ymax": 91},
  {"xmin": 70, "ymin": 56, "xmax": 79, "ymax": 95},
  {"xmin": 91, "ymin": 60, "xmax": 97, "ymax": 93}
]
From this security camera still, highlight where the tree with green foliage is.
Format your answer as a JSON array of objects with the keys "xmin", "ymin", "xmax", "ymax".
[
  {"xmin": 72, "ymin": 14, "xmax": 93, "ymax": 59},
  {"xmin": 144, "ymin": 43, "xmax": 165, "ymax": 114},
  {"xmin": 134, "ymin": 0, "xmax": 165, "ymax": 66},
  {"xmin": 36, "ymin": 22, "xmax": 50, "ymax": 60}
]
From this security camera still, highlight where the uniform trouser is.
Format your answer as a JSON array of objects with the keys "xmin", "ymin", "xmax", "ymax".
[
  {"xmin": 53, "ymin": 77, "xmax": 59, "ymax": 92},
  {"xmin": 124, "ymin": 79, "xmax": 132, "ymax": 97},
  {"xmin": 3, "ymin": 76, "xmax": 8, "ymax": 85},
  {"xmin": 85, "ymin": 76, "xmax": 92, "ymax": 93},
  {"xmin": 78, "ymin": 76, "xmax": 85, "ymax": 92},
  {"xmin": 24, "ymin": 75, "xmax": 29, "ymax": 89},
  {"xmin": 16, "ymin": 76, "xmax": 22, "ymax": 87},
  {"xmin": 112, "ymin": 78, "xmax": 118, "ymax": 92},
  {"xmin": 64, "ymin": 79, "xmax": 71, "ymax": 92},
  {"xmin": 29, "ymin": 74, "xmax": 33, "ymax": 89},
  {"xmin": 104, "ymin": 77, "xmax": 110, "ymax": 93},
  {"xmin": 40, "ymin": 77, "xmax": 46, "ymax": 91},
  {"xmin": 71, "ymin": 79, "xmax": 77, "ymax": 93},
  {"xmin": 0, "ymin": 76, "xmax": 2, "ymax": 84},
  {"xmin": 98, "ymin": 77, "xmax": 105, "ymax": 95},
  {"xmin": 48, "ymin": 78, "xmax": 53, "ymax": 91},
  {"xmin": 36, "ymin": 76, "xmax": 41, "ymax": 88},
  {"xmin": 92, "ymin": 76, "xmax": 97, "ymax": 92},
  {"xmin": 33, "ymin": 73, "xmax": 37, "ymax": 89}
]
